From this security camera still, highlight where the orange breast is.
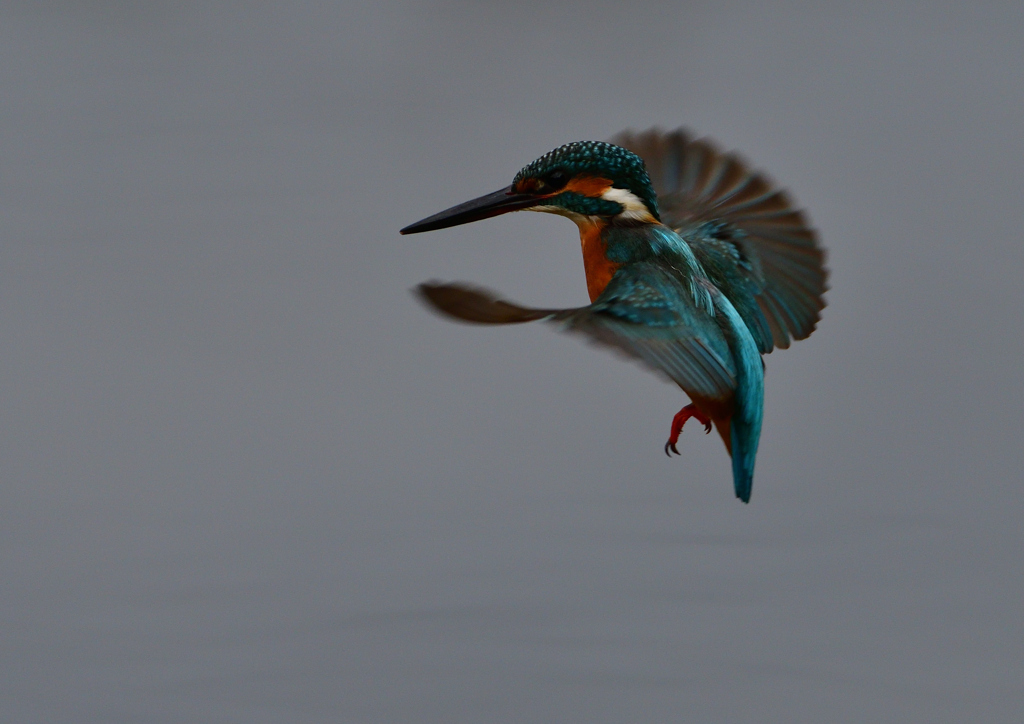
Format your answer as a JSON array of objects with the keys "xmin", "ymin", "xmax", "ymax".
[{"xmin": 579, "ymin": 221, "xmax": 618, "ymax": 302}]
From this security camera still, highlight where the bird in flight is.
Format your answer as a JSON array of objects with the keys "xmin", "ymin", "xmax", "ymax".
[{"xmin": 401, "ymin": 129, "xmax": 827, "ymax": 503}]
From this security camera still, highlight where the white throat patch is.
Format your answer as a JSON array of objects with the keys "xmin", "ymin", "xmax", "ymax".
[
  {"xmin": 528, "ymin": 204, "xmax": 593, "ymax": 226},
  {"xmin": 526, "ymin": 185, "xmax": 657, "ymax": 226},
  {"xmin": 600, "ymin": 187, "xmax": 657, "ymax": 223}
]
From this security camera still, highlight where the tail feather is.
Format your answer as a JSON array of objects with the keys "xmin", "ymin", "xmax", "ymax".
[
  {"xmin": 701, "ymin": 287, "xmax": 764, "ymax": 503},
  {"xmin": 714, "ymin": 414, "xmax": 757, "ymax": 502},
  {"xmin": 729, "ymin": 416, "xmax": 758, "ymax": 503}
]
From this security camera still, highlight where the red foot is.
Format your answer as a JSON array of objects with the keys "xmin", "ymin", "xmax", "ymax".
[{"xmin": 664, "ymin": 403, "xmax": 712, "ymax": 456}]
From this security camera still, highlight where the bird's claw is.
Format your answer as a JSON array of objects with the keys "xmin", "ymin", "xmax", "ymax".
[{"xmin": 664, "ymin": 403, "xmax": 712, "ymax": 457}]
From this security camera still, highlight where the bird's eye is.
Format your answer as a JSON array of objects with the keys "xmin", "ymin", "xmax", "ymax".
[{"xmin": 545, "ymin": 169, "xmax": 569, "ymax": 191}]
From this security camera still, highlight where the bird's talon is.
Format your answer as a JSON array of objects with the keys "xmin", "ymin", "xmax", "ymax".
[{"xmin": 664, "ymin": 403, "xmax": 712, "ymax": 455}]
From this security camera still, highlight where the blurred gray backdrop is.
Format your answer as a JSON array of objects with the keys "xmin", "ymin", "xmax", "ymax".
[{"xmin": 2, "ymin": 2, "xmax": 1022, "ymax": 722}]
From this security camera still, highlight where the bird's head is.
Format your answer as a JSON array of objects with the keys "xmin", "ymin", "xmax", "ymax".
[{"xmin": 400, "ymin": 141, "xmax": 659, "ymax": 235}]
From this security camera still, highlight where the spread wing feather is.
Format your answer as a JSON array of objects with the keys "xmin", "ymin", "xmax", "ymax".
[
  {"xmin": 416, "ymin": 281, "xmax": 559, "ymax": 324},
  {"xmin": 416, "ymin": 266, "xmax": 736, "ymax": 401},
  {"xmin": 611, "ymin": 128, "xmax": 828, "ymax": 350}
]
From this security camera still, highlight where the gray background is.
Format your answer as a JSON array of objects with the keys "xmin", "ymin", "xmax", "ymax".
[{"xmin": 2, "ymin": 2, "xmax": 1022, "ymax": 722}]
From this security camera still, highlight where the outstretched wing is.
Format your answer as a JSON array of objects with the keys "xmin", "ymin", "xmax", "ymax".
[
  {"xmin": 417, "ymin": 281, "xmax": 562, "ymax": 324},
  {"xmin": 416, "ymin": 263, "xmax": 736, "ymax": 401},
  {"xmin": 611, "ymin": 128, "xmax": 827, "ymax": 351}
]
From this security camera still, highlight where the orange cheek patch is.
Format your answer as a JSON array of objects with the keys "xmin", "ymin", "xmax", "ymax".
[
  {"xmin": 514, "ymin": 178, "xmax": 538, "ymax": 194},
  {"xmin": 565, "ymin": 175, "xmax": 613, "ymax": 197}
]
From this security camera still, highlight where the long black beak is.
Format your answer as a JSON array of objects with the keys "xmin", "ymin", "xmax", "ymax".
[{"xmin": 400, "ymin": 186, "xmax": 540, "ymax": 235}]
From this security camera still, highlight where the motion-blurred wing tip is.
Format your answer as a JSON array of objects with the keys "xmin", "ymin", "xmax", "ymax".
[{"xmin": 413, "ymin": 281, "xmax": 560, "ymax": 325}]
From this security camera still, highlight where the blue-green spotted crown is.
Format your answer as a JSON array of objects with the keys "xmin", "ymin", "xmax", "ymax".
[{"xmin": 512, "ymin": 141, "xmax": 660, "ymax": 220}]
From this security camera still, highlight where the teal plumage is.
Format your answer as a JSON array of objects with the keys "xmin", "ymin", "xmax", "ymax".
[
  {"xmin": 512, "ymin": 140, "xmax": 661, "ymax": 220},
  {"xmin": 615, "ymin": 129, "xmax": 826, "ymax": 351},
  {"xmin": 401, "ymin": 129, "xmax": 827, "ymax": 503}
]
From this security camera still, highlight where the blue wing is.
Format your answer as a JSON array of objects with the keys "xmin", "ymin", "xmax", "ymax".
[
  {"xmin": 417, "ymin": 270, "xmax": 761, "ymax": 501},
  {"xmin": 611, "ymin": 128, "xmax": 828, "ymax": 352},
  {"xmin": 416, "ymin": 264, "xmax": 736, "ymax": 402},
  {"xmin": 555, "ymin": 263, "xmax": 735, "ymax": 401}
]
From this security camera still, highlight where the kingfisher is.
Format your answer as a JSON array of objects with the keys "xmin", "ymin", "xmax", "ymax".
[{"xmin": 401, "ymin": 129, "xmax": 827, "ymax": 503}]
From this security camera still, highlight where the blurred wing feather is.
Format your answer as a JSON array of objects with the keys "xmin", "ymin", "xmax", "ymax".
[
  {"xmin": 416, "ymin": 270, "xmax": 736, "ymax": 401},
  {"xmin": 611, "ymin": 128, "xmax": 828, "ymax": 350},
  {"xmin": 415, "ymin": 282, "xmax": 560, "ymax": 324}
]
